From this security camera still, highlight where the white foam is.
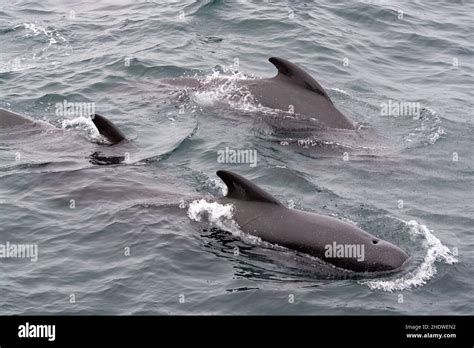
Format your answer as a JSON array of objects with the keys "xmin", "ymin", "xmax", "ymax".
[
  {"xmin": 404, "ymin": 108, "xmax": 446, "ymax": 145},
  {"xmin": 20, "ymin": 22, "xmax": 67, "ymax": 47},
  {"xmin": 330, "ymin": 87, "xmax": 351, "ymax": 96},
  {"xmin": 187, "ymin": 199, "xmax": 263, "ymax": 245},
  {"xmin": 2, "ymin": 23, "xmax": 70, "ymax": 73},
  {"xmin": 192, "ymin": 68, "xmax": 258, "ymax": 111},
  {"xmin": 192, "ymin": 90, "xmax": 220, "ymax": 106},
  {"xmin": 61, "ymin": 116, "xmax": 105, "ymax": 142},
  {"xmin": 207, "ymin": 177, "xmax": 228, "ymax": 196},
  {"xmin": 187, "ymin": 199, "xmax": 239, "ymax": 232},
  {"xmin": 427, "ymin": 126, "xmax": 446, "ymax": 145},
  {"xmin": 361, "ymin": 220, "xmax": 458, "ymax": 292}
]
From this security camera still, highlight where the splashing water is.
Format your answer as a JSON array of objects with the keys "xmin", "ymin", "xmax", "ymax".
[
  {"xmin": 20, "ymin": 22, "xmax": 68, "ymax": 47},
  {"xmin": 187, "ymin": 199, "xmax": 267, "ymax": 246},
  {"xmin": 192, "ymin": 67, "xmax": 258, "ymax": 112},
  {"xmin": 361, "ymin": 220, "xmax": 458, "ymax": 292},
  {"xmin": 404, "ymin": 108, "xmax": 446, "ymax": 146},
  {"xmin": 61, "ymin": 116, "xmax": 105, "ymax": 143},
  {"xmin": 187, "ymin": 199, "xmax": 240, "ymax": 233}
]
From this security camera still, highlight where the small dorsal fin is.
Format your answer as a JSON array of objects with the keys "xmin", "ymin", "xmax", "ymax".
[
  {"xmin": 91, "ymin": 114, "xmax": 127, "ymax": 145},
  {"xmin": 216, "ymin": 170, "xmax": 283, "ymax": 206},
  {"xmin": 268, "ymin": 57, "xmax": 332, "ymax": 101}
]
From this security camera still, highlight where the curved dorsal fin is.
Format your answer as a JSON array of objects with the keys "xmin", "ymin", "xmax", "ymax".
[
  {"xmin": 268, "ymin": 57, "xmax": 332, "ymax": 102},
  {"xmin": 216, "ymin": 170, "xmax": 283, "ymax": 206},
  {"xmin": 91, "ymin": 114, "xmax": 127, "ymax": 145}
]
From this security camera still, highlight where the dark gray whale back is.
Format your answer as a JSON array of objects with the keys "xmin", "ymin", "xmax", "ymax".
[
  {"xmin": 243, "ymin": 57, "xmax": 355, "ymax": 129},
  {"xmin": 216, "ymin": 170, "xmax": 409, "ymax": 273},
  {"xmin": 0, "ymin": 108, "xmax": 44, "ymax": 128}
]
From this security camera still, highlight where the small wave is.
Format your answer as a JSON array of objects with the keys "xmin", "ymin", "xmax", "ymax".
[
  {"xmin": 18, "ymin": 22, "xmax": 68, "ymax": 47},
  {"xmin": 287, "ymin": 136, "xmax": 346, "ymax": 149},
  {"xmin": 0, "ymin": 22, "xmax": 72, "ymax": 73},
  {"xmin": 427, "ymin": 126, "xmax": 446, "ymax": 145},
  {"xmin": 361, "ymin": 220, "xmax": 458, "ymax": 292},
  {"xmin": 0, "ymin": 22, "xmax": 70, "ymax": 74}
]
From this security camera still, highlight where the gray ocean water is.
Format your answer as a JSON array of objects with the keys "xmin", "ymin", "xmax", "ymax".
[{"xmin": 0, "ymin": 0, "xmax": 473, "ymax": 315}]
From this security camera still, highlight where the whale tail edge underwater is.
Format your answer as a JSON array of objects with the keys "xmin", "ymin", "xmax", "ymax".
[
  {"xmin": 0, "ymin": 108, "xmax": 127, "ymax": 145},
  {"xmin": 215, "ymin": 170, "xmax": 410, "ymax": 273}
]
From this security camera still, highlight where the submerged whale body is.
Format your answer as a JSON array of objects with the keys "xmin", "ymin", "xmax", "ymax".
[{"xmin": 214, "ymin": 170, "xmax": 409, "ymax": 273}]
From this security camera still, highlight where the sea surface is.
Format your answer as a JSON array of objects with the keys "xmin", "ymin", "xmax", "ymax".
[{"xmin": 0, "ymin": 0, "xmax": 473, "ymax": 314}]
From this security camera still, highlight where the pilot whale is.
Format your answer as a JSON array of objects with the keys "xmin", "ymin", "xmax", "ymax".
[
  {"xmin": 213, "ymin": 170, "xmax": 409, "ymax": 273},
  {"xmin": 0, "ymin": 108, "xmax": 129, "ymax": 165},
  {"xmin": 163, "ymin": 57, "xmax": 356, "ymax": 130},
  {"xmin": 0, "ymin": 108, "xmax": 127, "ymax": 145},
  {"xmin": 64, "ymin": 168, "xmax": 409, "ymax": 273}
]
